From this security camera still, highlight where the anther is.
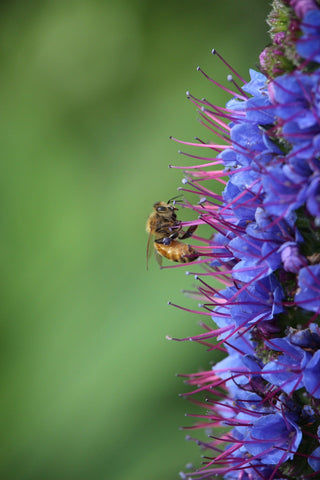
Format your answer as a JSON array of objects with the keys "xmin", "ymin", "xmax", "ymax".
[
  {"xmin": 211, "ymin": 48, "xmax": 246, "ymax": 83},
  {"xmin": 179, "ymin": 473, "xmax": 188, "ymax": 480}
]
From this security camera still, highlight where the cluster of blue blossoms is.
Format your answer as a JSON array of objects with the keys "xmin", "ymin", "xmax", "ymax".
[{"xmin": 170, "ymin": 1, "xmax": 320, "ymax": 479}]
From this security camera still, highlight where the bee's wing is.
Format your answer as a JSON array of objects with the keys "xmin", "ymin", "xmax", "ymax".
[
  {"xmin": 154, "ymin": 248, "xmax": 163, "ymax": 268},
  {"xmin": 146, "ymin": 231, "xmax": 153, "ymax": 270}
]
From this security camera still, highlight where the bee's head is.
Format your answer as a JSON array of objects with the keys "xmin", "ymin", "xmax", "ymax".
[{"xmin": 153, "ymin": 201, "xmax": 178, "ymax": 214}]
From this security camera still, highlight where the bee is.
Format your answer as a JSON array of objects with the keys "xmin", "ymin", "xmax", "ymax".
[{"xmin": 146, "ymin": 198, "xmax": 199, "ymax": 268}]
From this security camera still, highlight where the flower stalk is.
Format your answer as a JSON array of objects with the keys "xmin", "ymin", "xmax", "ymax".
[{"xmin": 169, "ymin": 1, "xmax": 320, "ymax": 478}]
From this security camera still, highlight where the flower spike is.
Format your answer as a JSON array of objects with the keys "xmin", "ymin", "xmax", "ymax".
[{"xmin": 166, "ymin": 1, "xmax": 320, "ymax": 478}]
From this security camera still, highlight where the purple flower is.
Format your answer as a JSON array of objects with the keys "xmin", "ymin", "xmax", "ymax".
[{"xmin": 290, "ymin": 0, "xmax": 318, "ymax": 19}]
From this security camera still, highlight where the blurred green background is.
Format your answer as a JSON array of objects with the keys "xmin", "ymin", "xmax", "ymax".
[{"xmin": 0, "ymin": 1, "xmax": 270, "ymax": 479}]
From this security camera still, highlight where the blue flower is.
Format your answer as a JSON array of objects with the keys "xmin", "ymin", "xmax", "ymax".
[
  {"xmin": 309, "ymin": 446, "xmax": 320, "ymax": 472},
  {"xmin": 309, "ymin": 425, "xmax": 320, "ymax": 471},
  {"xmin": 262, "ymin": 337, "xmax": 310, "ymax": 393},
  {"xmin": 228, "ymin": 210, "xmax": 292, "ymax": 282},
  {"xmin": 295, "ymin": 264, "xmax": 320, "ymax": 312},
  {"xmin": 297, "ymin": 9, "xmax": 320, "ymax": 62},
  {"xmin": 307, "ymin": 175, "xmax": 320, "ymax": 218},
  {"xmin": 244, "ymin": 413, "xmax": 302, "ymax": 464},
  {"xmin": 288, "ymin": 323, "xmax": 320, "ymax": 348},
  {"xmin": 262, "ymin": 164, "xmax": 308, "ymax": 218},
  {"xmin": 242, "ymin": 69, "xmax": 269, "ymax": 96},
  {"xmin": 279, "ymin": 241, "xmax": 306, "ymax": 273},
  {"xmin": 269, "ymin": 70, "xmax": 320, "ymax": 167},
  {"xmin": 304, "ymin": 349, "xmax": 320, "ymax": 397}
]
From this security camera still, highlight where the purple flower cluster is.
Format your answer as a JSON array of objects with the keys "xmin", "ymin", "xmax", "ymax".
[{"xmin": 169, "ymin": 2, "xmax": 320, "ymax": 479}]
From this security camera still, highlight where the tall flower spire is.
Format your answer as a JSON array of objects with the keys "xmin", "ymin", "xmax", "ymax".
[{"xmin": 168, "ymin": 1, "xmax": 320, "ymax": 478}]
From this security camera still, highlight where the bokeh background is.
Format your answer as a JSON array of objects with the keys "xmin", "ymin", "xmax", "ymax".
[{"xmin": 1, "ymin": 1, "xmax": 270, "ymax": 479}]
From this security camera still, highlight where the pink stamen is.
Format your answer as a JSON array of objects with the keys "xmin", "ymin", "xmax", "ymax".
[{"xmin": 211, "ymin": 48, "xmax": 246, "ymax": 83}]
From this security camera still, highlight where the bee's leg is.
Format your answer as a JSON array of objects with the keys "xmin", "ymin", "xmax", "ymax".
[
  {"xmin": 155, "ymin": 223, "xmax": 181, "ymax": 239},
  {"xmin": 179, "ymin": 224, "xmax": 198, "ymax": 240},
  {"xmin": 170, "ymin": 222, "xmax": 182, "ymax": 238}
]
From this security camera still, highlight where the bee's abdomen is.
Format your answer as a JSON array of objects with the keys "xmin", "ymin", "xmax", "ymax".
[{"xmin": 155, "ymin": 241, "xmax": 198, "ymax": 263}]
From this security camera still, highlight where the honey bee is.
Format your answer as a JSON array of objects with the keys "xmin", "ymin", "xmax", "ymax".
[{"xmin": 146, "ymin": 198, "xmax": 199, "ymax": 268}]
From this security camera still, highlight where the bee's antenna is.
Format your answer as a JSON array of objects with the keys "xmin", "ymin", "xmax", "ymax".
[{"xmin": 168, "ymin": 194, "xmax": 184, "ymax": 204}]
